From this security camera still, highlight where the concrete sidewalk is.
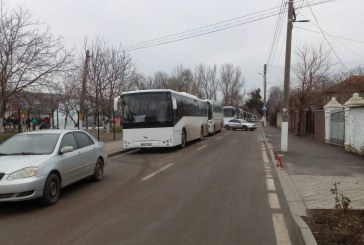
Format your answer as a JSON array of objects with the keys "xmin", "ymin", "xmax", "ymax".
[
  {"xmin": 262, "ymin": 125, "xmax": 364, "ymax": 210},
  {"xmin": 261, "ymin": 125, "xmax": 364, "ymax": 244}
]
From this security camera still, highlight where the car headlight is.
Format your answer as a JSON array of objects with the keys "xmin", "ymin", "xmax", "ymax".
[{"xmin": 7, "ymin": 167, "xmax": 39, "ymax": 181}]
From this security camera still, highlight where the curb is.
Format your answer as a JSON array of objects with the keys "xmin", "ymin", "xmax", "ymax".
[
  {"xmin": 260, "ymin": 125, "xmax": 317, "ymax": 245},
  {"xmin": 107, "ymin": 149, "xmax": 134, "ymax": 158}
]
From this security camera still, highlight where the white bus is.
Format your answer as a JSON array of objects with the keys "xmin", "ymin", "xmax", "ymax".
[
  {"xmin": 114, "ymin": 89, "xmax": 208, "ymax": 149},
  {"xmin": 205, "ymin": 100, "xmax": 223, "ymax": 135},
  {"xmin": 222, "ymin": 106, "xmax": 237, "ymax": 126}
]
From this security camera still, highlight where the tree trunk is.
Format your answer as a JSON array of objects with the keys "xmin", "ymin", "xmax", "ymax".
[
  {"xmin": 296, "ymin": 109, "xmax": 303, "ymax": 136},
  {"xmin": 0, "ymin": 103, "xmax": 6, "ymax": 133},
  {"xmin": 64, "ymin": 115, "xmax": 68, "ymax": 129}
]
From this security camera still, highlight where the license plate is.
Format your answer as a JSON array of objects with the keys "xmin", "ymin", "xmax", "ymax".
[{"xmin": 141, "ymin": 143, "xmax": 152, "ymax": 147}]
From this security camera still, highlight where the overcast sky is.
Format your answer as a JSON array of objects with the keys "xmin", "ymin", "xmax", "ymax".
[{"xmin": 7, "ymin": 0, "xmax": 364, "ymax": 96}]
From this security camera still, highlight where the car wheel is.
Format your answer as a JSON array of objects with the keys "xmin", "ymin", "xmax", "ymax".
[
  {"xmin": 92, "ymin": 158, "xmax": 104, "ymax": 181},
  {"xmin": 41, "ymin": 173, "xmax": 61, "ymax": 205},
  {"xmin": 180, "ymin": 130, "xmax": 186, "ymax": 149},
  {"xmin": 225, "ymin": 125, "xmax": 230, "ymax": 130},
  {"xmin": 242, "ymin": 126, "xmax": 247, "ymax": 131}
]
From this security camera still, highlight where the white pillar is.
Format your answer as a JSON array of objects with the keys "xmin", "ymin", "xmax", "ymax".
[
  {"xmin": 343, "ymin": 93, "xmax": 364, "ymax": 152},
  {"xmin": 323, "ymin": 97, "xmax": 343, "ymax": 144},
  {"xmin": 344, "ymin": 107, "xmax": 351, "ymax": 151},
  {"xmin": 281, "ymin": 122, "xmax": 288, "ymax": 152},
  {"xmin": 324, "ymin": 109, "xmax": 331, "ymax": 143}
]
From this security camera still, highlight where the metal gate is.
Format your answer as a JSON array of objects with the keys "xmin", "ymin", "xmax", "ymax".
[
  {"xmin": 330, "ymin": 110, "xmax": 345, "ymax": 145},
  {"xmin": 305, "ymin": 110, "xmax": 314, "ymax": 137}
]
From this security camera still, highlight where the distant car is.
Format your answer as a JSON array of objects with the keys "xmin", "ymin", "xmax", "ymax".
[
  {"xmin": 224, "ymin": 119, "xmax": 257, "ymax": 131},
  {"xmin": 0, "ymin": 129, "xmax": 107, "ymax": 205}
]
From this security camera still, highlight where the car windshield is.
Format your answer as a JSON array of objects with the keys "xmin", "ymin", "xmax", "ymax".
[{"xmin": 0, "ymin": 133, "xmax": 60, "ymax": 155}]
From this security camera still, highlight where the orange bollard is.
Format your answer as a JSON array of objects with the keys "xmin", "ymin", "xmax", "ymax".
[{"xmin": 276, "ymin": 153, "xmax": 284, "ymax": 168}]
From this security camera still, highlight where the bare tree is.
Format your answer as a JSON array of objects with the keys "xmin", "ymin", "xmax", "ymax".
[
  {"xmin": 291, "ymin": 43, "xmax": 332, "ymax": 135},
  {"xmin": 194, "ymin": 63, "xmax": 219, "ymax": 100},
  {"xmin": 219, "ymin": 63, "xmax": 245, "ymax": 106},
  {"xmin": 137, "ymin": 71, "xmax": 168, "ymax": 89},
  {"xmin": 79, "ymin": 37, "xmax": 137, "ymax": 128},
  {"xmin": 168, "ymin": 64, "xmax": 196, "ymax": 94},
  {"xmin": 54, "ymin": 73, "xmax": 82, "ymax": 128},
  {"xmin": 0, "ymin": 2, "xmax": 72, "ymax": 132},
  {"xmin": 267, "ymin": 85, "xmax": 283, "ymax": 126}
]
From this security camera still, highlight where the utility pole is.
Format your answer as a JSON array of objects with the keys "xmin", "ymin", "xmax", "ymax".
[
  {"xmin": 263, "ymin": 64, "xmax": 267, "ymax": 126},
  {"xmin": 281, "ymin": 0, "xmax": 294, "ymax": 152},
  {"xmin": 79, "ymin": 50, "xmax": 90, "ymax": 130}
]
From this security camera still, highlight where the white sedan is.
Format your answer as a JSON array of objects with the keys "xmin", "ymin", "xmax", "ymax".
[
  {"xmin": 224, "ymin": 119, "xmax": 257, "ymax": 131},
  {"xmin": 0, "ymin": 129, "xmax": 107, "ymax": 205}
]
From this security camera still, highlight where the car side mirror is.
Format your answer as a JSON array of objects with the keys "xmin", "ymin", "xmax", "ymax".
[{"xmin": 59, "ymin": 146, "xmax": 74, "ymax": 155}]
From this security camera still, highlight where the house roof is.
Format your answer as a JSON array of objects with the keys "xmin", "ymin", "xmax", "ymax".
[{"xmin": 326, "ymin": 75, "xmax": 364, "ymax": 94}]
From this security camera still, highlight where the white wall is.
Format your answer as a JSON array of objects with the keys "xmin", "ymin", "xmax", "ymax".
[{"xmin": 345, "ymin": 107, "xmax": 364, "ymax": 155}]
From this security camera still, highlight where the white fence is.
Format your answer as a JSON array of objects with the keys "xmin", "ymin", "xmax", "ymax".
[{"xmin": 324, "ymin": 93, "xmax": 364, "ymax": 156}]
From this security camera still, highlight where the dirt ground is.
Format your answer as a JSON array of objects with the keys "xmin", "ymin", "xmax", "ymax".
[{"xmin": 303, "ymin": 209, "xmax": 364, "ymax": 245}]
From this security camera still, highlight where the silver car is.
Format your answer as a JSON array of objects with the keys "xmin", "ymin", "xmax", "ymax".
[
  {"xmin": 0, "ymin": 129, "xmax": 107, "ymax": 205},
  {"xmin": 224, "ymin": 119, "xmax": 257, "ymax": 131}
]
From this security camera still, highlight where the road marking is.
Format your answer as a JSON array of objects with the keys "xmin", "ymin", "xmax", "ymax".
[
  {"xmin": 141, "ymin": 163, "xmax": 174, "ymax": 181},
  {"xmin": 216, "ymin": 137, "xmax": 222, "ymax": 140},
  {"xmin": 262, "ymin": 150, "xmax": 269, "ymax": 164},
  {"xmin": 267, "ymin": 179, "xmax": 276, "ymax": 191},
  {"xmin": 260, "ymin": 127, "xmax": 291, "ymax": 245},
  {"xmin": 272, "ymin": 213, "xmax": 292, "ymax": 245},
  {"xmin": 268, "ymin": 193, "xmax": 281, "ymax": 209},
  {"xmin": 197, "ymin": 145, "xmax": 207, "ymax": 151}
]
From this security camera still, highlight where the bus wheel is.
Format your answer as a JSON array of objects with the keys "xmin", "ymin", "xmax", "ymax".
[
  {"xmin": 180, "ymin": 130, "xmax": 186, "ymax": 149},
  {"xmin": 200, "ymin": 127, "xmax": 204, "ymax": 141}
]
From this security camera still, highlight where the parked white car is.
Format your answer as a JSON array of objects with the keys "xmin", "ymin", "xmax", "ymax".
[{"xmin": 224, "ymin": 119, "xmax": 257, "ymax": 131}]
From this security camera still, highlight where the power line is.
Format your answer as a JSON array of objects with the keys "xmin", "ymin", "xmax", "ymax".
[
  {"xmin": 298, "ymin": 25, "xmax": 364, "ymax": 60},
  {"xmin": 266, "ymin": 0, "xmax": 286, "ymax": 66},
  {"xmin": 125, "ymin": 7, "xmax": 285, "ymax": 51},
  {"xmin": 295, "ymin": 26, "xmax": 364, "ymax": 44},
  {"xmin": 305, "ymin": 0, "xmax": 349, "ymax": 71},
  {"xmin": 124, "ymin": 10, "xmax": 282, "ymax": 51},
  {"xmin": 125, "ymin": 4, "xmax": 285, "ymax": 50},
  {"xmin": 268, "ymin": 0, "xmax": 339, "ymax": 69},
  {"xmin": 122, "ymin": 0, "xmax": 338, "ymax": 52}
]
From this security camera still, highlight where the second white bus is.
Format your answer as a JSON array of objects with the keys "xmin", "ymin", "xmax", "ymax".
[{"xmin": 206, "ymin": 100, "xmax": 223, "ymax": 135}]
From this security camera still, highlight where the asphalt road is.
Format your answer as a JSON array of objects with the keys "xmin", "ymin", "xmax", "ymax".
[{"xmin": 0, "ymin": 128, "xmax": 299, "ymax": 245}]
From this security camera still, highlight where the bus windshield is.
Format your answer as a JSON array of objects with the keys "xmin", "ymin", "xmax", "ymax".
[
  {"xmin": 223, "ymin": 107, "xmax": 235, "ymax": 117},
  {"xmin": 121, "ymin": 92, "xmax": 173, "ymax": 128}
]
